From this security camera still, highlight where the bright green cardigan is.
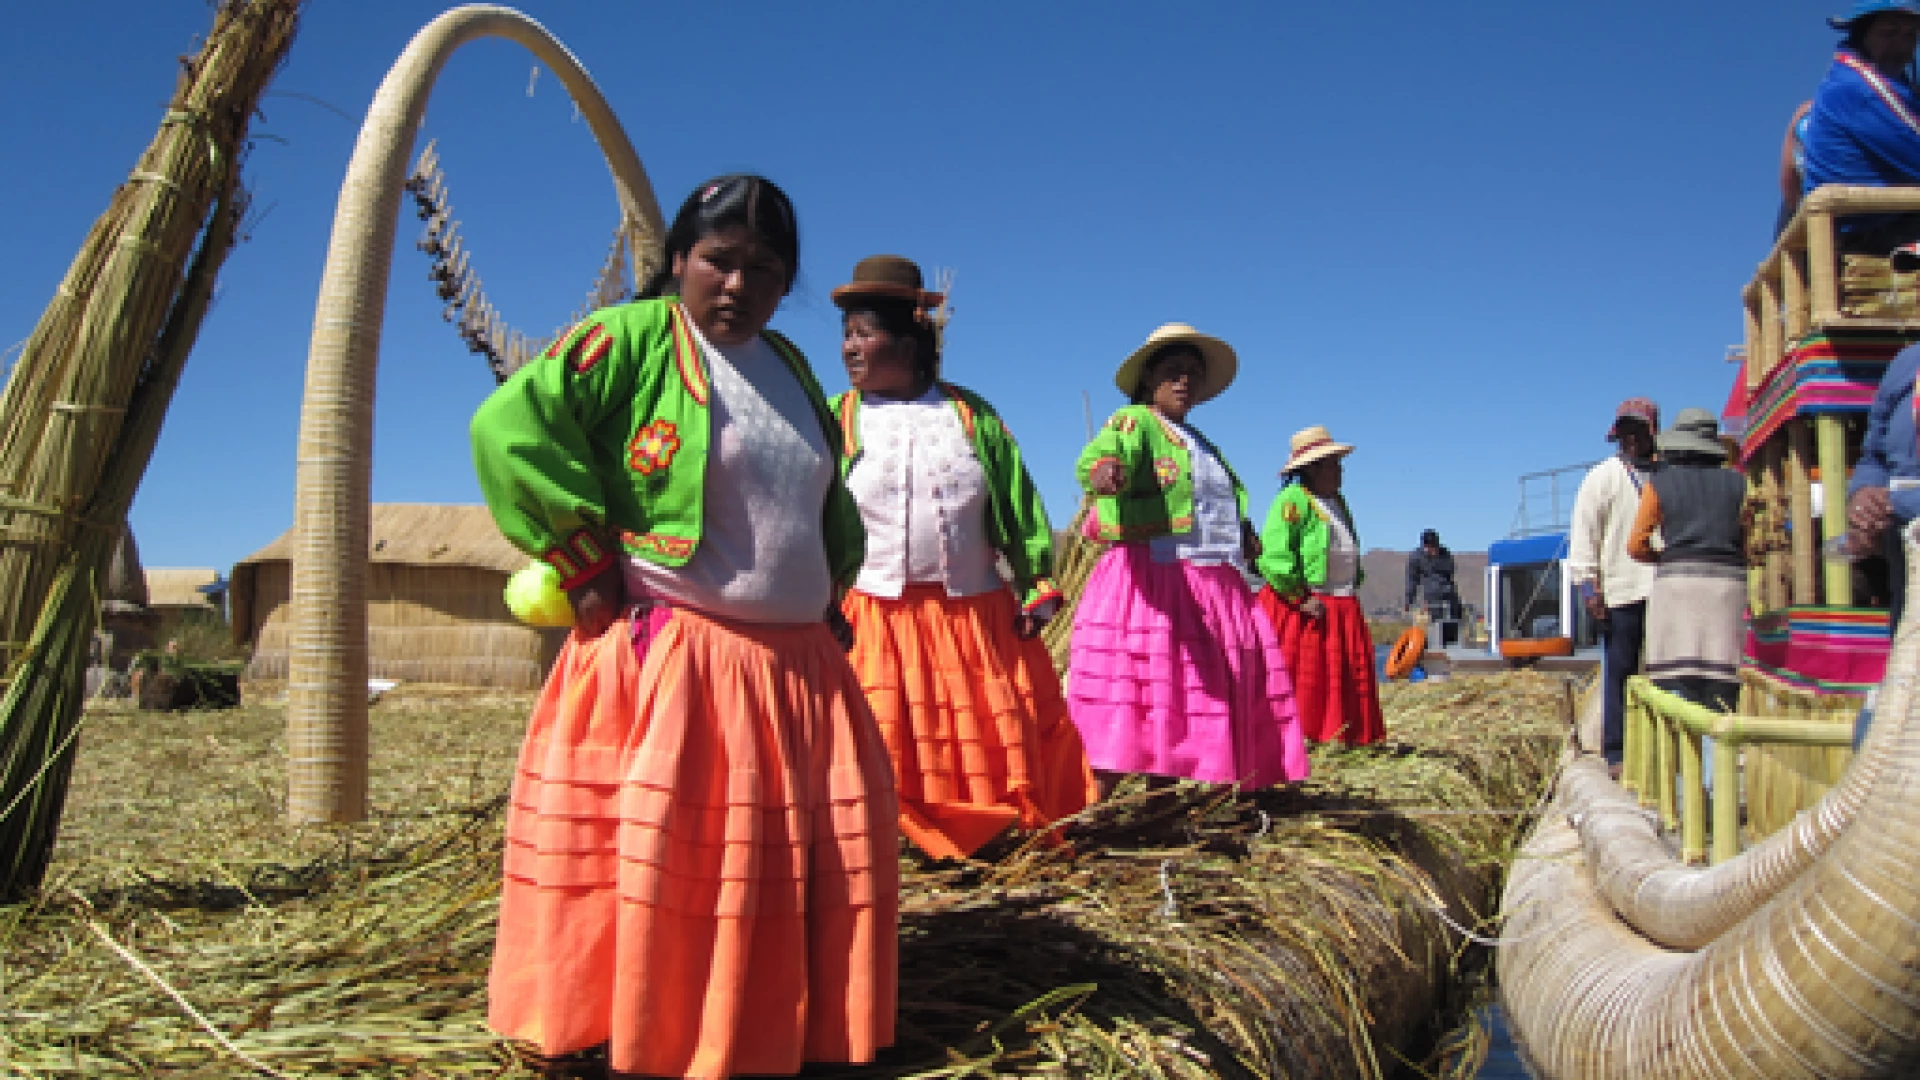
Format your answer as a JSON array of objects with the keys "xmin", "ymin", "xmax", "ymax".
[
  {"xmin": 1257, "ymin": 482, "xmax": 1363, "ymax": 599},
  {"xmin": 1075, "ymin": 404, "xmax": 1248, "ymax": 543},
  {"xmin": 471, "ymin": 297, "xmax": 863, "ymax": 591}
]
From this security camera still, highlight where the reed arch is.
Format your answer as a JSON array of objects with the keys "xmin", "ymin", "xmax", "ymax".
[{"xmin": 287, "ymin": 4, "xmax": 663, "ymax": 822}]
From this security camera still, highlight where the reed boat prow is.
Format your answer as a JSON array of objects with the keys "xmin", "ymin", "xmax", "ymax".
[{"xmin": 1495, "ymin": 186, "xmax": 1920, "ymax": 1078}]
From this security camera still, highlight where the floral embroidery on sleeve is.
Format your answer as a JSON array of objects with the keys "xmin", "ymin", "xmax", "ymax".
[
  {"xmin": 1154, "ymin": 457, "xmax": 1180, "ymax": 489},
  {"xmin": 628, "ymin": 419, "xmax": 681, "ymax": 476}
]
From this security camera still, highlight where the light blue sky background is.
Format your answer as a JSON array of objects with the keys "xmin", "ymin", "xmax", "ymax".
[{"xmin": 1, "ymin": 2, "xmax": 1828, "ymax": 573}]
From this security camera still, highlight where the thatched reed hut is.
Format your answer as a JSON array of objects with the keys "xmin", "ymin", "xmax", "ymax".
[
  {"xmin": 144, "ymin": 567, "xmax": 223, "ymax": 617},
  {"xmin": 230, "ymin": 504, "xmax": 563, "ymax": 690}
]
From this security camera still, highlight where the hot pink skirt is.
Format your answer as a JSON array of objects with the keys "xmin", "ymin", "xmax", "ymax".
[{"xmin": 1066, "ymin": 545, "xmax": 1309, "ymax": 787}]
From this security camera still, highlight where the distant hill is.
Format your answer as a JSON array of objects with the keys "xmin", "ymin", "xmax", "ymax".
[{"xmin": 1360, "ymin": 549, "xmax": 1487, "ymax": 617}]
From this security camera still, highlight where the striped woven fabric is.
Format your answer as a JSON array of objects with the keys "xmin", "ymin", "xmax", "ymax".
[
  {"xmin": 1742, "ymin": 605, "xmax": 1891, "ymax": 695},
  {"xmin": 1738, "ymin": 335, "xmax": 1904, "ymax": 465}
]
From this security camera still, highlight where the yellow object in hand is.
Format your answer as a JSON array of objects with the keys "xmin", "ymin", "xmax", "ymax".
[{"xmin": 504, "ymin": 561, "xmax": 574, "ymax": 627}]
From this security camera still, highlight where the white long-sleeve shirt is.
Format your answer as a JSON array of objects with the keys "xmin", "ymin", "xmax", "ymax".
[{"xmin": 1567, "ymin": 455, "xmax": 1657, "ymax": 608}]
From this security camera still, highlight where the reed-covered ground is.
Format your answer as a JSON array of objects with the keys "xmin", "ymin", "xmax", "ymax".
[{"xmin": 1, "ymin": 673, "xmax": 1570, "ymax": 1078}]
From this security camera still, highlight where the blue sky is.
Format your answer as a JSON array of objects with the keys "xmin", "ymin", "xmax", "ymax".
[{"xmin": 1, "ymin": 1, "xmax": 1829, "ymax": 573}]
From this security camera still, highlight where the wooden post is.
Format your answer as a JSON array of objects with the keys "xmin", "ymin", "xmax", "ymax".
[
  {"xmin": 1747, "ymin": 461, "xmax": 1769, "ymax": 617},
  {"xmin": 1762, "ymin": 441, "xmax": 1791, "ymax": 612},
  {"xmin": 1817, "ymin": 414, "xmax": 1853, "ymax": 606},
  {"xmin": 1760, "ymin": 277, "xmax": 1785, "ymax": 391},
  {"xmin": 1808, "ymin": 208, "xmax": 1840, "ymax": 327},
  {"xmin": 1680, "ymin": 728, "xmax": 1707, "ymax": 865},
  {"xmin": 1743, "ymin": 288, "xmax": 1763, "ymax": 392},
  {"xmin": 1783, "ymin": 246, "xmax": 1810, "ymax": 341},
  {"xmin": 1712, "ymin": 737, "xmax": 1741, "ymax": 864},
  {"xmin": 1786, "ymin": 420, "xmax": 1817, "ymax": 605}
]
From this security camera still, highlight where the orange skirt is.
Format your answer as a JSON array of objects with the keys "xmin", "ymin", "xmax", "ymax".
[
  {"xmin": 844, "ymin": 584, "xmax": 1099, "ymax": 860},
  {"xmin": 488, "ymin": 609, "xmax": 899, "ymax": 1079}
]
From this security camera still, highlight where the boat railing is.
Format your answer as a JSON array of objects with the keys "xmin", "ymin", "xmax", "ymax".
[
  {"xmin": 1745, "ymin": 183, "xmax": 1920, "ymax": 392},
  {"xmin": 1622, "ymin": 675, "xmax": 1853, "ymax": 864}
]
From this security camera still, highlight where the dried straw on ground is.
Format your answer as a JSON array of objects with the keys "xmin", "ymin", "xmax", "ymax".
[
  {"xmin": 0, "ymin": 0, "xmax": 300, "ymax": 899},
  {"xmin": 1, "ymin": 673, "xmax": 1565, "ymax": 1078},
  {"xmin": 232, "ymin": 504, "xmax": 565, "ymax": 690},
  {"xmin": 1497, "ymin": 535, "xmax": 1920, "ymax": 1077}
]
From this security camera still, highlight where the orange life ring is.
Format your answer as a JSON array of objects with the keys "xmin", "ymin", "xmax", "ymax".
[
  {"xmin": 1498, "ymin": 636, "xmax": 1574, "ymax": 660},
  {"xmin": 1385, "ymin": 625, "xmax": 1427, "ymax": 680}
]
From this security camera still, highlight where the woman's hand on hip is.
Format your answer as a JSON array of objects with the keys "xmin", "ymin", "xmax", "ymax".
[
  {"xmin": 1088, "ymin": 459, "xmax": 1127, "ymax": 496},
  {"xmin": 826, "ymin": 607, "xmax": 855, "ymax": 652},
  {"xmin": 1015, "ymin": 596, "xmax": 1061, "ymax": 640},
  {"xmin": 567, "ymin": 566, "xmax": 625, "ymax": 640}
]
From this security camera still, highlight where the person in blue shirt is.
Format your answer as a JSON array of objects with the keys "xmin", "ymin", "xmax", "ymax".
[
  {"xmin": 1844, "ymin": 341, "xmax": 1920, "ymax": 745},
  {"xmin": 1845, "ymin": 343, "xmax": 1920, "ymax": 619},
  {"xmin": 1803, "ymin": 1, "xmax": 1920, "ymax": 251}
]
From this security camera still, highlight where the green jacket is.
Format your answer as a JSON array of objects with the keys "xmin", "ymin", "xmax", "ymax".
[
  {"xmin": 1075, "ymin": 404, "xmax": 1248, "ymax": 543},
  {"xmin": 831, "ymin": 383, "xmax": 1062, "ymax": 612},
  {"xmin": 471, "ymin": 297, "xmax": 863, "ymax": 591},
  {"xmin": 1257, "ymin": 482, "xmax": 1363, "ymax": 598}
]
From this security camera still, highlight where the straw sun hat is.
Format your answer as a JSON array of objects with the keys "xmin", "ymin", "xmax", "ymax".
[
  {"xmin": 1114, "ymin": 323, "xmax": 1238, "ymax": 405},
  {"xmin": 1281, "ymin": 425, "xmax": 1354, "ymax": 474}
]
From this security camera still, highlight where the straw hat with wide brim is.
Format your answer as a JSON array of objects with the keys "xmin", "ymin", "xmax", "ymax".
[
  {"xmin": 830, "ymin": 254, "xmax": 944, "ymax": 310},
  {"xmin": 1114, "ymin": 323, "xmax": 1238, "ymax": 404},
  {"xmin": 1282, "ymin": 425, "xmax": 1354, "ymax": 474}
]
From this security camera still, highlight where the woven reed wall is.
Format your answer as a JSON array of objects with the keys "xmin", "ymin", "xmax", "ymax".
[
  {"xmin": 242, "ymin": 561, "xmax": 562, "ymax": 689},
  {"xmin": 1738, "ymin": 673, "xmax": 1858, "ymax": 843}
]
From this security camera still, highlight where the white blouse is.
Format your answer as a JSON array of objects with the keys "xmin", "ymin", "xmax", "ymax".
[
  {"xmin": 622, "ymin": 320, "xmax": 834, "ymax": 623},
  {"xmin": 1316, "ymin": 494, "xmax": 1359, "ymax": 597},
  {"xmin": 1150, "ymin": 421, "xmax": 1244, "ymax": 570},
  {"xmin": 846, "ymin": 388, "xmax": 1001, "ymax": 598}
]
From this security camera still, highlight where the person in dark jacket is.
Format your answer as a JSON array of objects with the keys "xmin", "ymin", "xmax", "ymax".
[
  {"xmin": 1626, "ymin": 409, "xmax": 1749, "ymax": 713},
  {"xmin": 1405, "ymin": 530, "xmax": 1461, "ymax": 621}
]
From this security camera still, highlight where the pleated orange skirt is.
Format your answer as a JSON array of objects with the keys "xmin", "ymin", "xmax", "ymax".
[
  {"xmin": 844, "ymin": 584, "xmax": 1099, "ymax": 860},
  {"xmin": 488, "ymin": 609, "xmax": 899, "ymax": 1079}
]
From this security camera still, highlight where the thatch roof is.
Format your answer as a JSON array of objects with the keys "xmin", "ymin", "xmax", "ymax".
[
  {"xmin": 233, "ymin": 504, "xmax": 523, "ymax": 574},
  {"xmin": 144, "ymin": 568, "xmax": 222, "ymax": 610}
]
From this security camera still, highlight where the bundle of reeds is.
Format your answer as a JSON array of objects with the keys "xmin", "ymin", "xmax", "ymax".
[
  {"xmin": 0, "ymin": 0, "xmax": 301, "ymax": 900},
  {"xmin": 1041, "ymin": 497, "xmax": 1104, "ymax": 671},
  {"xmin": 2, "ymin": 674, "xmax": 1569, "ymax": 1076}
]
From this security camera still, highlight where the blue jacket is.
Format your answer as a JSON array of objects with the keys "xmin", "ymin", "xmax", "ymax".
[
  {"xmin": 1850, "ymin": 341, "xmax": 1920, "ymax": 523},
  {"xmin": 1803, "ymin": 49, "xmax": 1920, "ymax": 194}
]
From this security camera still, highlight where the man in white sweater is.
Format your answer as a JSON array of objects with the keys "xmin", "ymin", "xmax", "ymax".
[{"xmin": 1568, "ymin": 398, "xmax": 1660, "ymax": 772}]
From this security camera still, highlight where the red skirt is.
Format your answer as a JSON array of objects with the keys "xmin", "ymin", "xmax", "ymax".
[{"xmin": 1256, "ymin": 588, "xmax": 1385, "ymax": 747}]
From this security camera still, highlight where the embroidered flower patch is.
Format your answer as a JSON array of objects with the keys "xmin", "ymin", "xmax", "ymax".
[
  {"xmin": 628, "ymin": 419, "xmax": 681, "ymax": 476},
  {"xmin": 1154, "ymin": 457, "xmax": 1180, "ymax": 488}
]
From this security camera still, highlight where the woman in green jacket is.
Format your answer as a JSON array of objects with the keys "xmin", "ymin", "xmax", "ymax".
[
  {"xmin": 471, "ymin": 176, "xmax": 896, "ymax": 1079},
  {"xmin": 1068, "ymin": 324, "xmax": 1309, "ymax": 794},
  {"xmin": 1255, "ymin": 426, "xmax": 1385, "ymax": 746},
  {"xmin": 830, "ymin": 255, "xmax": 1097, "ymax": 861}
]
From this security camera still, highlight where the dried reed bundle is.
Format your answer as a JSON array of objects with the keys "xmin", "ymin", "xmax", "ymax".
[
  {"xmin": 1041, "ymin": 498, "xmax": 1103, "ymax": 671},
  {"xmin": 0, "ymin": 0, "xmax": 300, "ymax": 900},
  {"xmin": 3, "ymin": 674, "xmax": 1567, "ymax": 1077}
]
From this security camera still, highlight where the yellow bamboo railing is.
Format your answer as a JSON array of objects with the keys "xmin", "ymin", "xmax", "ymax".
[{"xmin": 1622, "ymin": 676, "xmax": 1853, "ymax": 864}]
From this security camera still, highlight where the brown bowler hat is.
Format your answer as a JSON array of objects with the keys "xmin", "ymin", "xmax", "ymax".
[{"xmin": 831, "ymin": 254, "xmax": 945, "ymax": 310}]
